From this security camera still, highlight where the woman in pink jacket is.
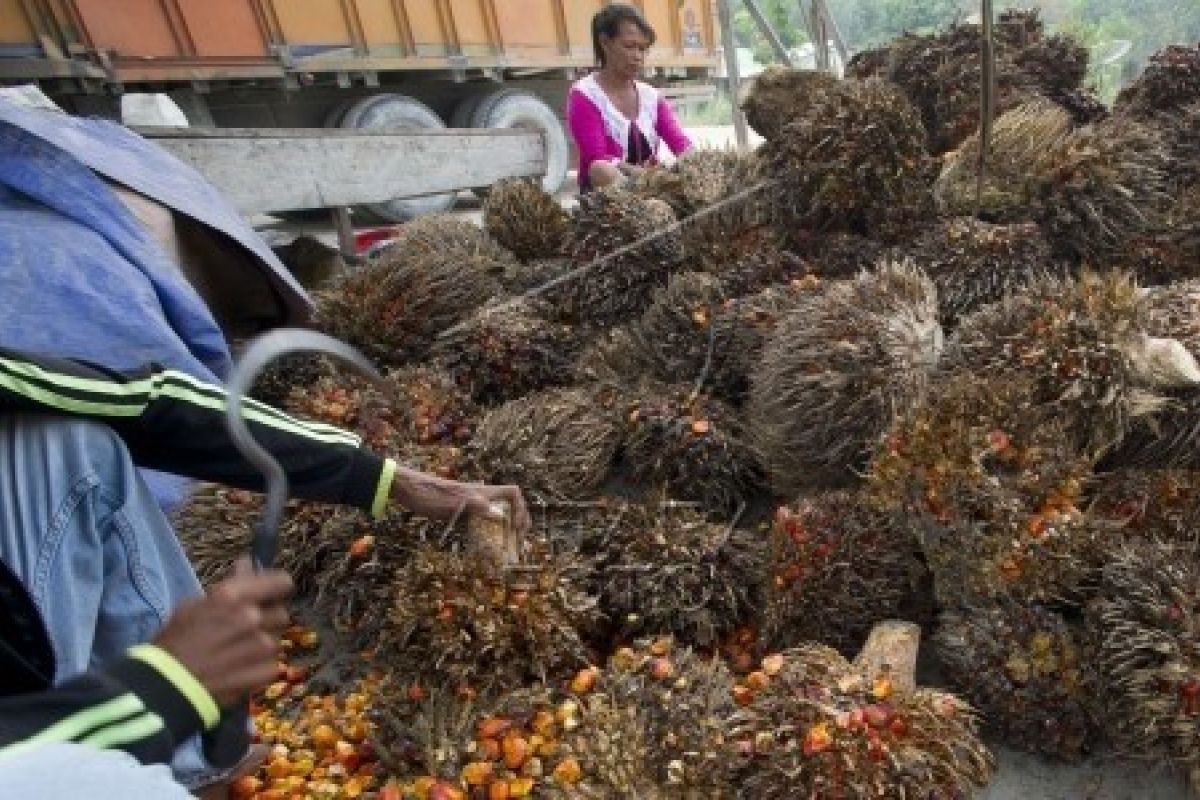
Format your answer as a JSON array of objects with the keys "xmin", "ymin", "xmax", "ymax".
[{"xmin": 568, "ymin": 4, "xmax": 693, "ymax": 192}]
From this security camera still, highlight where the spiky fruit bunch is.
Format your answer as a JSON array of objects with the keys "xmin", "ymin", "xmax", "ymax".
[
  {"xmin": 173, "ymin": 486, "xmax": 260, "ymax": 586},
  {"xmin": 1048, "ymin": 88, "xmax": 1111, "ymax": 126},
  {"xmin": 315, "ymin": 226, "xmax": 503, "ymax": 366},
  {"xmin": 943, "ymin": 271, "xmax": 1196, "ymax": 458},
  {"xmin": 467, "ymin": 386, "xmax": 623, "ymax": 499},
  {"xmin": 587, "ymin": 500, "xmax": 765, "ymax": 649},
  {"xmin": 378, "ymin": 544, "xmax": 597, "ymax": 696},
  {"xmin": 728, "ymin": 644, "xmax": 995, "ymax": 798},
  {"xmin": 552, "ymin": 189, "xmax": 685, "ymax": 325},
  {"xmin": 622, "ymin": 383, "xmax": 763, "ymax": 514},
  {"xmin": 869, "ymin": 373, "xmax": 1102, "ymax": 607},
  {"xmin": 676, "ymin": 153, "xmax": 779, "ymax": 276},
  {"xmin": 1014, "ymin": 33, "xmax": 1090, "ymax": 97},
  {"xmin": 748, "ymin": 260, "xmax": 942, "ymax": 493},
  {"xmin": 764, "ymin": 492, "xmax": 924, "ymax": 655},
  {"xmin": 249, "ymin": 352, "xmax": 331, "ymax": 408},
  {"xmin": 712, "ymin": 247, "xmax": 808, "ymax": 298},
  {"xmin": 899, "ymin": 217, "xmax": 1061, "ymax": 328},
  {"xmin": 937, "ymin": 601, "xmax": 1099, "ymax": 761},
  {"xmin": 622, "ymin": 272, "xmax": 810, "ymax": 404},
  {"xmin": 1166, "ymin": 104, "xmax": 1200, "ymax": 191},
  {"xmin": 740, "ymin": 67, "xmax": 840, "ymax": 141},
  {"xmin": 483, "ymin": 178, "xmax": 571, "ymax": 261},
  {"xmin": 937, "ymin": 103, "xmax": 1169, "ymax": 262},
  {"xmin": 1088, "ymin": 540, "xmax": 1200, "ymax": 787},
  {"xmin": 1115, "ymin": 43, "xmax": 1200, "ymax": 119},
  {"xmin": 431, "ymin": 300, "xmax": 584, "ymax": 405},
  {"xmin": 764, "ymin": 79, "xmax": 933, "ymax": 242},
  {"xmin": 1144, "ymin": 278, "xmax": 1200, "ymax": 361},
  {"xmin": 285, "ymin": 364, "xmax": 476, "ymax": 452},
  {"xmin": 499, "ymin": 256, "xmax": 571, "ymax": 294},
  {"xmin": 790, "ymin": 230, "xmax": 887, "ymax": 279},
  {"xmin": 1088, "ymin": 469, "xmax": 1200, "ymax": 546}
]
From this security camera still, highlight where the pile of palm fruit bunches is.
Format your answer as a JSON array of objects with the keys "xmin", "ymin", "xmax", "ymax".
[{"xmin": 175, "ymin": 11, "xmax": 1200, "ymax": 799}]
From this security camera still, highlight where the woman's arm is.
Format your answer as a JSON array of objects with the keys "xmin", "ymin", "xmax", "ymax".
[
  {"xmin": 568, "ymin": 89, "xmax": 621, "ymax": 185},
  {"xmin": 656, "ymin": 97, "xmax": 693, "ymax": 156}
]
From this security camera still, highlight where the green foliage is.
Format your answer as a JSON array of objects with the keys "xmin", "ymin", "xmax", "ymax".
[
  {"xmin": 833, "ymin": 0, "xmax": 964, "ymax": 49},
  {"xmin": 733, "ymin": 0, "xmax": 808, "ymax": 66}
]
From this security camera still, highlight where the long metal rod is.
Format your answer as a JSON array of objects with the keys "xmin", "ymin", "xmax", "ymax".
[
  {"xmin": 716, "ymin": 0, "xmax": 749, "ymax": 150},
  {"xmin": 742, "ymin": 0, "xmax": 793, "ymax": 67}
]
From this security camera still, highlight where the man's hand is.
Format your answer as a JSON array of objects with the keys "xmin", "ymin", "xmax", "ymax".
[
  {"xmin": 152, "ymin": 562, "xmax": 294, "ymax": 707},
  {"xmin": 391, "ymin": 465, "xmax": 532, "ymax": 537}
]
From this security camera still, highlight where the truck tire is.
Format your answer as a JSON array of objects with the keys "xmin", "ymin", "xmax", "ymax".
[
  {"xmin": 340, "ymin": 93, "xmax": 457, "ymax": 222},
  {"xmin": 469, "ymin": 89, "xmax": 569, "ymax": 196},
  {"xmin": 449, "ymin": 91, "xmax": 486, "ymax": 130}
]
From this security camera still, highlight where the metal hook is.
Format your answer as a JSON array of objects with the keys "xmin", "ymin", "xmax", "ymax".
[{"xmin": 224, "ymin": 328, "xmax": 380, "ymax": 569}]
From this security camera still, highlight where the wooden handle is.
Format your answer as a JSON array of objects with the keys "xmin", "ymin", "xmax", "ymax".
[{"xmin": 852, "ymin": 620, "xmax": 921, "ymax": 697}]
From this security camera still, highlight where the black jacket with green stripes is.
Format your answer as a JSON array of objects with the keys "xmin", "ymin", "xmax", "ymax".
[{"xmin": 0, "ymin": 346, "xmax": 396, "ymax": 764}]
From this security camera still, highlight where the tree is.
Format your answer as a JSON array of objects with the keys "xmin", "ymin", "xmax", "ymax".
[{"xmin": 733, "ymin": 0, "xmax": 808, "ymax": 66}]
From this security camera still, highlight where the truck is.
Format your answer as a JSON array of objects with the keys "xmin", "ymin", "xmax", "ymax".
[{"xmin": 0, "ymin": 0, "xmax": 720, "ymax": 220}]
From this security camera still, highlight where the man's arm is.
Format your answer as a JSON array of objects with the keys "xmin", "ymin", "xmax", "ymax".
[{"xmin": 0, "ymin": 346, "xmax": 394, "ymax": 516}]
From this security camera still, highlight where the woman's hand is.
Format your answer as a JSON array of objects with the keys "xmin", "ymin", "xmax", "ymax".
[{"xmin": 391, "ymin": 465, "xmax": 532, "ymax": 536}]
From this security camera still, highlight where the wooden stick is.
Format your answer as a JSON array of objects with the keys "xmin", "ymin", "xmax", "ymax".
[
  {"xmin": 716, "ymin": 0, "xmax": 750, "ymax": 150},
  {"xmin": 852, "ymin": 620, "xmax": 921, "ymax": 697}
]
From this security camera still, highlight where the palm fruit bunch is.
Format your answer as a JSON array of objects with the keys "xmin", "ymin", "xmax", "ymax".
[
  {"xmin": 431, "ymin": 300, "xmax": 584, "ymax": 406},
  {"xmin": 173, "ymin": 485, "xmax": 261, "ymax": 586},
  {"xmin": 762, "ymin": 78, "xmax": 934, "ymax": 243},
  {"xmin": 498, "ymin": 256, "xmax": 571, "ymax": 294},
  {"xmin": 1087, "ymin": 469, "xmax": 1200, "ymax": 546},
  {"xmin": 587, "ymin": 500, "xmax": 765, "ymax": 649},
  {"xmin": 621, "ymin": 383, "xmax": 762, "ymax": 514},
  {"xmin": 249, "ymin": 352, "xmax": 331, "ymax": 408},
  {"xmin": 483, "ymin": 178, "xmax": 571, "ymax": 262},
  {"xmin": 467, "ymin": 386, "xmax": 623, "ymax": 500},
  {"xmin": 740, "ymin": 66, "xmax": 841, "ymax": 142},
  {"xmin": 1115, "ymin": 43, "xmax": 1200, "ymax": 119},
  {"xmin": 316, "ymin": 217, "xmax": 505, "ymax": 367},
  {"xmin": 1087, "ymin": 539, "xmax": 1200, "ymax": 791},
  {"xmin": 1014, "ymin": 33, "xmax": 1090, "ymax": 98},
  {"xmin": 621, "ymin": 272, "xmax": 812, "ymax": 405},
  {"xmin": 763, "ymin": 491, "xmax": 924, "ymax": 656},
  {"xmin": 728, "ymin": 636, "xmax": 995, "ymax": 798},
  {"xmin": 748, "ymin": 260, "xmax": 942, "ymax": 494},
  {"xmin": 936, "ymin": 600, "xmax": 1099, "ymax": 761},
  {"xmin": 937, "ymin": 102, "xmax": 1170, "ymax": 263},
  {"xmin": 285, "ymin": 364, "xmax": 477, "ymax": 453},
  {"xmin": 550, "ymin": 188, "xmax": 685, "ymax": 325},
  {"xmin": 376, "ymin": 543, "xmax": 597, "ymax": 698},
  {"xmin": 868, "ymin": 373, "xmax": 1100, "ymax": 607},
  {"xmin": 790, "ymin": 230, "xmax": 887, "ymax": 280},
  {"xmin": 898, "ymin": 217, "xmax": 1062, "ymax": 328},
  {"xmin": 1165, "ymin": 104, "xmax": 1200, "ymax": 191}
]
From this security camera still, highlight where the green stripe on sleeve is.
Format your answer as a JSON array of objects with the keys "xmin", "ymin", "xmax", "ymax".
[
  {"xmin": 127, "ymin": 645, "xmax": 221, "ymax": 730},
  {"xmin": 372, "ymin": 458, "xmax": 398, "ymax": 520},
  {"xmin": 0, "ymin": 693, "xmax": 145, "ymax": 760},
  {"xmin": 77, "ymin": 712, "xmax": 165, "ymax": 750}
]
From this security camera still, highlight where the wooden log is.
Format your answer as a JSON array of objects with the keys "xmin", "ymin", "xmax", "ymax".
[
  {"xmin": 466, "ymin": 499, "xmax": 521, "ymax": 572},
  {"xmin": 852, "ymin": 620, "xmax": 921, "ymax": 697},
  {"xmin": 138, "ymin": 127, "xmax": 546, "ymax": 215}
]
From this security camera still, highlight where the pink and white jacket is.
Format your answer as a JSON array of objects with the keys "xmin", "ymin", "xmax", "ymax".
[{"xmin": 567, "ymin": 73, "xmax": 692, "ymax": 191}]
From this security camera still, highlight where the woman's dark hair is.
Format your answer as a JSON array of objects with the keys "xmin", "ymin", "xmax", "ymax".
[{"xmin": 592, "ymin": 4, "xmax": 656, "ymax": 66}]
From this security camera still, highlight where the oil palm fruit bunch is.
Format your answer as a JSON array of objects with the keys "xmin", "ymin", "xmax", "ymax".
[
  {"xmin": 942, "ymin": 271, "xmax": 1200, "ymax": 460},
  {"xmin": 1087, "ymin": 469, "xmax": 1200, "ymax": 546},
  {"xmin": 315, "ymin": 226, "xmax": 503, "ymax": 367},
  {"xmin": 1165, "ymin": 104, "xmax": 1200, "ymax": 191},
  {"xmin": 483, "ymin": 178, "xmax": 571, "ymax": 262},
  {"xmin": 728, "ymin": 628, "xmax": 995, "ymax": 799},
  {"xmin": 285, "ymin": 364, "xmax": 476, "ymax": 452},
  {"xmin": 937, "ymin": 102, "xmax": 1169, "ymax": 263},
  {"xmin": 378, "ymin": 543, "xmax": 597, "ymax": 697},
  {"xmin": 1088, "ymin": 539, "xmax": 1200, "ymax": 791},
  {"xmin": 431, "ymin": 299, "xmax": 584, "ymax": 406},
  {"xmin": 936, "ymin": 600, "xmax": 1099, "ymax": 761},
  {"xmin": 173, "ymin": 485, "xmax": 260, "ymax": 586},
  {"xmin": 868, "ymin": 373, "xmax": 1101, "ymax": 607},
  {"xmin": 711, "ymin": 247, "xmax": 808, "ymax": 298},
  {"xmin": 681, "ymin": 153, "xmax": 780, "ymax": 277},
  {"xmin": 499, "ymin": 256, "xmax": 572, "ymax": 294},
  {"xmin": 1013, "ymin": 33, "xmax": 1090, "ymax": 98},
  {"xmin": 552, "ymin": 188, "xmax": 685, "ymax": 325},
  {"xmin": 249, "ymin": 352, "xmax": 331, "ymax": 408},
  {"xmin": 467, "ymin": 386, "xmax": 623, "ymax": 500},
  {"xmin": 622, "ymin": 382, "xmax": 763, "ymax": 514},
  {"xmin": 587, "ymin": 499, "xmax": 765, "ymax": 650},
  {"xmin": 790, "ymin": 230, "xmax": 887, "ymax": 279},
  {"xmin": 1115, "ymin": 43, "xmax": 1200, "ymax": 119},
  {"xmin": 763, "ymin": 79, "xmax": 934, "ymax": 243},
  {"xmin": 748, "ymin": 260, "xmax": 942, "ymax": 493},
  {"xmin": 740, "ymin": 66, "xmax": 840, "ymax": 142},
  {"xmin": 898, "ymin": 217, "xmax": 1062, "ymax": 329},
  {"xmin": 763, "ymin": 491, "xmax": 924, "ymax": 656}
]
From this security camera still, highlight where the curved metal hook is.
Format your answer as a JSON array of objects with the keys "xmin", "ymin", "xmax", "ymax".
[{"xmin": 225, "ymin": 329, "xmax": 380, "ymax": 569}]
